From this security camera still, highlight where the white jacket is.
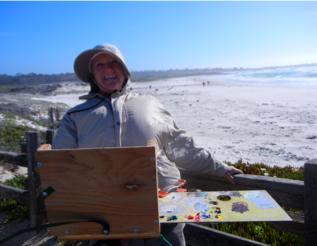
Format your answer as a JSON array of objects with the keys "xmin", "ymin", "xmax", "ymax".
[{"xmin": 53, "ymin": 90, "xmax": 229, "ymax": 190}]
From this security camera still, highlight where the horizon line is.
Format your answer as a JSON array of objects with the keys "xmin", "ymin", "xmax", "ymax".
[{"xmin": 1, "ymin": 62, "xmax": 317, "ymax": 76}]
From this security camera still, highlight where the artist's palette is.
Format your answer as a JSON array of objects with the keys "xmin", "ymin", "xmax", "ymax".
[{"xmin": 159, "ymin": 190, "xmax": 291, "ymax": 223}]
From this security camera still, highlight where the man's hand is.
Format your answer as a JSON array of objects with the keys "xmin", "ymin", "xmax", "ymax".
[{"xmin": 224, "ymin": 166, "xmax": 243, "ymax": 184}]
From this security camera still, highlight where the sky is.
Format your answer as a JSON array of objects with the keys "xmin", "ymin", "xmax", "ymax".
[{"xmin": 1, "ymin": 1, "xmax": 317, "ymax": 75}]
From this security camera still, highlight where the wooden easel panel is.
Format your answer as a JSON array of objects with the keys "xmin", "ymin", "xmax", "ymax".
[{"xmin": 36, "ymin": 146, "xmax": 159, "ymax": 240}]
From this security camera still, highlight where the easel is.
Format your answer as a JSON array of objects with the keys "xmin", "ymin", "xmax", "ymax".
[
  {"xmin": 35, "ymin": 145, "xmax": 292, "ymax": 242},
  {"xmin": 36, "ymin": 145, "xmax": 160, "ymax": 240}
]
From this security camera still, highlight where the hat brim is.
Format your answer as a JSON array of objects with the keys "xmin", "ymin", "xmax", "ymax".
[{"xmin": 74, "ymin": 49, "xmax": 130, "ymax": 83}]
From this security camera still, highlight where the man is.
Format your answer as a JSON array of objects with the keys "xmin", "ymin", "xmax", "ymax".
[{"xmin": 53, "ymin": 44, "xmax": 242, "ymax": 245}]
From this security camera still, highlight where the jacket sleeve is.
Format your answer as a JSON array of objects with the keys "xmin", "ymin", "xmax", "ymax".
[
  {"xmin": 52, "ymin": 113, "xmax": 78, "ymax": 149},
  {"xmin": 155, "ymin": 98, "xmax": 229, "ymax": 177}
]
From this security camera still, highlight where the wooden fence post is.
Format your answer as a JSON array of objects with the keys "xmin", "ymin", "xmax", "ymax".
[
  {"xmin": 48, "ymin": 107, "xmax": 54, "ymax": 129},
  {"xmin": 26, "ymin": 131, "xmax": 45, "ymax": 228},
  {"xmin": 48, "ymin": 107, "xmax": 61, "ymax": 129},
  {"xmin": 304, "ymin": 159, "xmax": 317, "ymax": 245},
  {"xmin": 45, "ymin": 129, "xmax": 56, "ymax": 145}
]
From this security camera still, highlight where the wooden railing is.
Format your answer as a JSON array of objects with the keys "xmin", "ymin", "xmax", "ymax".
[
  {"xmin": 0, "ymin": 130, "xmax": 316, "ymax": 245},
  {"xmin": 0, "ymin": 131, "xmax": 55, "ymax": 227}
]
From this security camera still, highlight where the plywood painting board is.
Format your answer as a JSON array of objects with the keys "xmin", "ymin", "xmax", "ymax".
[
  {"xmin": 36, "ymin": 146, "xmax": 159, "ymax": 240},
  {"xmin": 159, "ymin": 190, "xmax": 291, "ymax": 223}
]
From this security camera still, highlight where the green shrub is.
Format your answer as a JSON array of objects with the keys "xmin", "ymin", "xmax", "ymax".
[
  {"xmin": 0, "ymin": 198, "xmax": 28, "ymax": 223},
  {"xmin": 0, "ymin": 113, "xmax": 50, "ymax": 152},
  {"xmin": 0, "ymin": 114, "xmax": 31, "ymax": 152},
  {"xmin": 5, "ymin": 174, "xmax": 27, "ymax": 189},
  {"xmin": 211, "ymin": 222, "xmax": 302, "ymax": 246},
  {"xmin": 228, "ymin": 159, "xmax": 304, "ymax": 181},
  {"xmin": 0, "ymin": 175, "xmax": 28, "ymax": 223}
]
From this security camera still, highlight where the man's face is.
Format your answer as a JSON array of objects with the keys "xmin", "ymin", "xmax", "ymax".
[{"xmin": 91, "ymin": 54, "xmax": 125, "ymax": 95}]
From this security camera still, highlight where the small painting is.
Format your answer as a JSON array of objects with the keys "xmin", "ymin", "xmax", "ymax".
[{"xmin": 159, "ymin": 190, "xmax": 291, "ymax": 223}]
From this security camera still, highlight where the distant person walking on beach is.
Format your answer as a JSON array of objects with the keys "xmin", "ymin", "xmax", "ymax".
[{"xmin": 53, "ymin": 43, "xmax": 243, "ymax": 246}]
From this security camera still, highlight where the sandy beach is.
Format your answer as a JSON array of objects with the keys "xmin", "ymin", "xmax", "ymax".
[
  {"xmin": 31, "ymin": 66, "xmax": 317, "ymax": 168},
  {"xmin": 132, "ymin": 75, "xmax": 317, "ymax": 167}
]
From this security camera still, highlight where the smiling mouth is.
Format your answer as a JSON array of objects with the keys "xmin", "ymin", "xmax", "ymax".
[
  {"xmin": 103, "ymin": 75, "xmax": 117, "ymax": 82},
  {"xmin": 103, "ymin": 75, "xmax": 117, "ymax": 81}
]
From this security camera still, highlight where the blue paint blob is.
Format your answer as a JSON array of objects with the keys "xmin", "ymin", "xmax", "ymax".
[
  {"xmin": 167, "ymin": 215, "xmax": 178, "ymax": 221},
  {"xmin": 201, "ymin": 213, "xmax": 211, "ymax": 219}
]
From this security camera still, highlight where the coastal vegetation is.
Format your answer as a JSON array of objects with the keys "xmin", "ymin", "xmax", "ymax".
[
  {"xmin": 0, "ymin": 113, "xmax": 44, "ymax": 152},
  {"xmin": 0, "ymin": 73, "xmax": 78, "ymax": 86},
  {"xmin": 0, "ymin": 175, "xmax": 28, "ymax": 223},
  {"xmin": 0, "ymin": 67, "xmax": 237, "ymax": 86},
  {"xmin": 211, "ymin": 220, "xmax": 302, "ymax": 245},
  {"xmin": 0, "ymin": 114, "xmax": 31, "ymax": 152}
]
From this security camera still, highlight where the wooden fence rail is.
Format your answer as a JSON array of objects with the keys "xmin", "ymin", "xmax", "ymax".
[
  {"xmin": 182, "ymin": 173, "xmax": 304, "ymax": 209},
  {"xmin": 0, "ymin": 130, "xmax": 316, "ymax": 245},
  {"xmin": 0, "ymin": 151, "xmax": 27, "ymax": 167}
]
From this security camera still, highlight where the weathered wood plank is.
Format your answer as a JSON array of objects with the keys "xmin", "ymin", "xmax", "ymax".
[
  {"xmin": 304, "ymin": 159, "xmax": 317, "ymax": 246},
  {"xmin": 182, "ymin": 172, "xmax": 304, "ymax": 209},
  {"xmin": 234, "ymin": 174, "xmax": 303, "ymax": 194},
  {"xmin": 0, "ymin": 151, "xmax": 27, "ymax": 167},
  {"xmin": 184, "ymin": 223, "xmax": 268, "ymax": 246},
  {"xmin": 26, "ymin": 131, "xmax": 44, "ymax": 228},
  {"xmin": 268, "ymin": 210, "xmax": 304, "ymax": 235},
  {"xmin": 36, "ymin": 146, "xmax": 159, "ymax": 240},
  {"xmin": 0, "ymin": 183, "xmax": 28, "ymax": 204}
]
